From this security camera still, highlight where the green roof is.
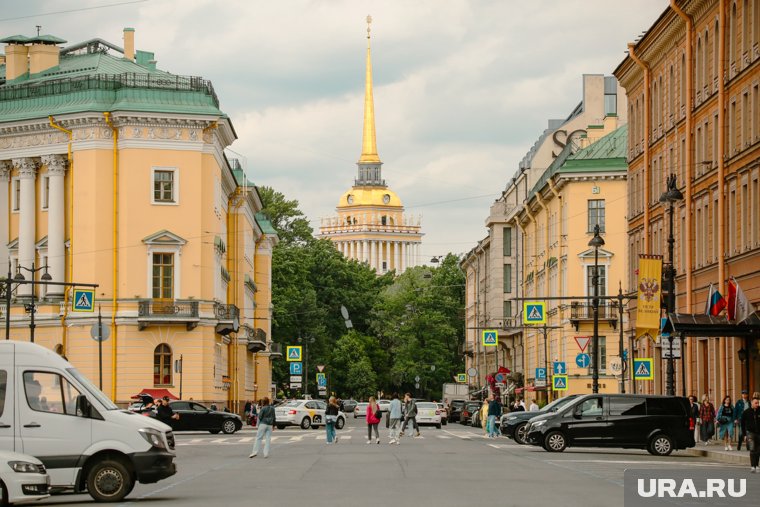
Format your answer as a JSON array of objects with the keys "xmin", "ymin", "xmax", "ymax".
[
  {"xmin": 0, "ymin": 35, "xmax": 31, "ymax": 44},
  {"xmin": 0, "ymin": 41, "xmax": 223, "ymax": 122},
  {"xmin": 29, "ymin": 35, "xmax": 67, "ymax": 44},
  {"xmin": 529, "ymin": 124, "xmax": 628, "ymax": 196},
  {"xmin": 255, "ymin": 212, "xmax": 278, "ymax": 236}
]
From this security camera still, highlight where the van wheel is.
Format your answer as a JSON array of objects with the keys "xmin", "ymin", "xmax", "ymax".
[
  {"xmin": 514, "ymin": 423, "xmax": 528, "ymax": 444},
  {"xmin": 336, "ymin": 418, "xmax": 345, "ymax": 430},
  {"xmin": 86, "ymin": 459, "xmax": 133, "ymax": 502},
  {"xmin": 436, "ymin": 423, "xmax": 442, "ymax": 429},
  {"xmin": 222, "ymin": 420, "xmax": 237, "ymax": 434},
  {"xmin": 276, "ymin": 425, "xmax": 286, "ymax": 430},
  {"xmin": 544, "ymin": 431, "xmax": 567, "ymax": 452},
  {"xmin": 300, "ymin": 417, "xmax": 311, "ymax": 429},
  {"xmin": 649, "ymin": 434, "xmax": 674, "ymax": 456}
]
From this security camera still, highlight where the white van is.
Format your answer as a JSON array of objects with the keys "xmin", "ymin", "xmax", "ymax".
[{"xmin": 0, "ymin": 341, "xmax": 176, "ymax": 502}]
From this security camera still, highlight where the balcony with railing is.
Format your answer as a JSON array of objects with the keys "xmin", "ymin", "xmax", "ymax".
[
  {"xmin": 137, "ymin": 299, "xmax": 199, "ymax": 331},
  {"xmin": 242, "ymin": 324, "xmax": 266, "ymax": 353},
  {"xmin": 214, "ymin": 302, "xmax": 240, "ymax": 336},
  {"xmin": 568, "ymin": 300, "xmax": 618, "ymax": 332},
  {"xmin": 269, "ymin": 342, "xmax": 283, "ymax": 358}
]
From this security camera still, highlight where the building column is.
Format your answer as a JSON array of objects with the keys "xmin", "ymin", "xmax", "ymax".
[
  {"xmin": 371, "ymin": 241, "xmax": 378, "ymax": 272},
  {"xmin": 399, "ymin": 242, "xmax": 405, "ymax": 273},
  {"xmin": 0, "ymin": 161, "xmax": 10, "ymax": 269},
  {"xmin": 14, "ymin": 158, "xmax": 37, "ymax": 297},
  {"xmin": 362, "ymin": 240, "xmax": 368, "ymax": 264},
  {"xmin": 394, "ymin": 241, "xmax": 400, "ymax": 273},
  {"xmin": 42, "ymin": 154, "xmax": 67, "ymax": 296}
]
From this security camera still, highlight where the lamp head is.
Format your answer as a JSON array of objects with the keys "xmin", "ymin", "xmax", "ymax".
[
  {"xmin": 588, "ymin": 224, "xmax": 605, "ymax": 248},
  {"xmin": 14, "ymin": 272, "xmax": 24, "ymax": 281}
]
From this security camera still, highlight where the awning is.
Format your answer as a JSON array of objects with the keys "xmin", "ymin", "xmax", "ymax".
[
  {"xmin": 131, "ymin": 388, "xmax": 179, "ymax": 400},
  {"xmin": 665, "ymin": 311, "xmax": 760, "ymax": 338}
]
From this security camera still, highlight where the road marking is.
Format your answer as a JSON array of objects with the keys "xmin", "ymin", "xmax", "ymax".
[
  {"xmin": 239, "ymin": 437, "xmax": 253, "ymax": 442},
  {"xmin": 437, "ymin": 435, "xmax": 451, "ymax": 439},
  {"xmin": 442, "ymin": 429, "xmax": 472, "ymax": 440},
  {"xmin": 210, "ymin": 438, "xmax": 229, "ymax": 444},
  {"xmin": 544, "ymin": 459, "xmax": 744, "ymax": 468}
]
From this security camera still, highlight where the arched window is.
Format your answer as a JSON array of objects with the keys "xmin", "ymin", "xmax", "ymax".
[
  {"xmin": 714, "ymin": 20, "xmax": 720, "ymax": 86},
  {"xmin": 696, "ymin": 37, "xmax": 702, "ymax": 92},
  {"xmin": 681, "ymin": 53, "xmax": 686, "ymax": 113},
  {"xmin": 669, "ymin": 65, "xmax": 675, "ymax": 121},
  {"xmin": 704, "ymin": 30, "xmax": 709, "ymax": 90},
  {"xmin": 744, "ymin": 0, "xmax": 750, "ymax": 57},
  {"xmin": 154, "ymin": 344, "xmax": 172, "ymax": 386},
  {"xmin": 731, "ymin": 3, "xmax": 738, "ymax": 66}
]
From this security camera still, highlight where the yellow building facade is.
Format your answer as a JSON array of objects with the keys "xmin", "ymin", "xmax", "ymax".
[
  {"xmin": 0, "ymin": 29, "xmax": 280, "ymax": 409},
  {"xmin": 318, "ymin": 18, "xmax": 422, "ymax": 272}
]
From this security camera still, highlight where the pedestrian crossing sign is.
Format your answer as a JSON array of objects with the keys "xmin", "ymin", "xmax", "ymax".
[
  {"xmin": 552, "ymin": 374, "xmax": 568, "ymax": 391},
  {"xmin": 523, "ymin": 301, "xmax": 546, "ymax": 324},
  {"xmin": 482, "ymin": 329, "xmax": 498, "ymax": 347},
  {"xmin": 633, "ymin": 358, "xmax": 654, "ymax": 380},
  {"xmin": 456, "ymin": 373, "xmax": 467, "ymax": 383},
  {"xmin": 72, "ymin": 289, "xmax": 94, "ymax": 312},
  {"xmin": 286, "ymin": 346, "xmax": 302, "ymax": 362}
]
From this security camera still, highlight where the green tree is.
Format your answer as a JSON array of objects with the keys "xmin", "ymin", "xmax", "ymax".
[{"xmin": 258, "ymin": 186, "xmax": 314, "ymax": 245}]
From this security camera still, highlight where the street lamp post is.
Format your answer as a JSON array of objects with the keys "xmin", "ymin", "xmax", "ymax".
[
  {"xmin": 14, "ymin": 262, "xmax": 52, "ymax": 343},
  {"xmin": 588, "ymin": 224, "xmax": 605, "ymax": 394},
  {"xmin": 659, "ymin": 174, "xmax": 683, "ymax": 396}
]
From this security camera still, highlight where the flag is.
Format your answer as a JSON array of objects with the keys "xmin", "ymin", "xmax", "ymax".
[
  {"xmin": 636, "ymin": 255, "xmax": 662, "ymax": 340},
  {"xmin": 727, "ymin": 277, "xmax": 751, "ymax": 323},
  {"xmin": 704, "ymin": 283, "xmax": 727, "ymax": 316}
]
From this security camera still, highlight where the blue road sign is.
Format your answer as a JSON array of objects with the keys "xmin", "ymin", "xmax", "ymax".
[
  {"xmin": 72, "ymin": 289, "xmax": 94, "ymax": 312},
  {"xmin": 633, "ymin": 358, "xmax": 654, "ymax": 380},
  {"xmin": 535, "ymin": 367, "xmax": 547, "ymax": 380},
  {"xmin": 316, "ymin": 373, "xmax": 327, "ymax": 387},
  {"xmin": 482, "ymin": 330, "xmax": 498, "ymax": 346},
  {"xmin": 553, "ymin": 375, "xmax": 568, "ymax": 391},
  {"xmin": 622, "ymin": 349, "xmax": 629, "ymax": 362},
  {"xmin": 495, "ymin": 373, "xmax": 505, "ymax": 383},
  {"xmin": 575, "ymin": 353, "xmax": 591, "ymax": 368},
  {"xmin": 523, "ymin": 302, "xmax": 546, "ymax": 324},
  {"xmin": 552, "ymin": 361, "xmax": 566, "ymax": 375},
  {"xmin": 289, "ymin": 362, "xmax": 303, "ymax": 375},
  {"xmin": 660, "ymin": 317, "xmax": 670, "ymax": 338}
]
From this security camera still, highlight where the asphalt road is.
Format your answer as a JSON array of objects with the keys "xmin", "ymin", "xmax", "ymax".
[{"xmin": 40, "ymin": 418, "xmax": 739, "ymax": 507}]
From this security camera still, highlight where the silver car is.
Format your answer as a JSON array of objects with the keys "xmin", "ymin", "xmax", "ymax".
[{"xmin": 274, "ymin": 399, "xmax": 346, "ymax": 430}]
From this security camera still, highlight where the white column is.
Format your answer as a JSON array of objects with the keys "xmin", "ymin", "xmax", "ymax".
[
  {"xmin": 0, "ymin": 161, "xmax": 10, "ymax": 269},
  {"xmin": 362, "ymin": 240, "xmax": 369, "ymax": 264},
  {"xmin": 378, "ymin": 241, "xmax": 384, "ymax": 272},
  {"xmin": 43, "ymin": 155, "xmax": 67, "ymax": 295},
  {"xmin": 14, "ymin": 158, "xmax": 36, "ymax": 297},
  {"xmin": 371, "ymin": 241, "xmax": 378, "ymax": 272},
  {"xmin": 399, "ymin": 242, "xmax": 405, "ymax": 273},
  {"xmin": 394, "ymin": 241, "xmax": 400, "ymax": 273}
]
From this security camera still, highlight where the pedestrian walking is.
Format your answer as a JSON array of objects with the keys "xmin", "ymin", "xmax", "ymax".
[
  {"xmin": 366, "ymin": 396, "xmax": 381, "ymax": 444},
  {"xmin": 688, "ymin": 395, "xmax": 700, "ymax": 443},
  {"xmin": 488, "ymin": 395, "xmax": 502, "ymax": 438},
  {"xmin": 699, "ymin": 394, "xmax": 716, "ymax": 445},
  {"xmin": 740, "ymin": 395, "xmax": 760, "ymax": 472},
  {"xmin": 249, "ymin": 397, "xmax": 275, "ymax": 459},
  {"xmin": 399, "ymin": 393, "xmax": 420, "ymax": 438},
  {"xmin": 249, "ymin": 401, "xmax": 258, "ymax": 427},
  {"xmin": 529, "ymin": 400, "xmax": 539, "ymax": 412},
  {"xmin": 388, "ymin": 393, "xmax": 402, "ymax": 445},
  {"xmin": 480, "ymin": 397, "xmax": 490, "ymax": 437},
  {"xmin": 716, "ymin": 395, "xmax": 735, "ymax": 451},
  {"xmin": 734, "ymin": 390, "xmax": 750, "ymax": 450},
  {"xmin": 325, "ymin": 396, "xmax": 339, "ymax": 444}
]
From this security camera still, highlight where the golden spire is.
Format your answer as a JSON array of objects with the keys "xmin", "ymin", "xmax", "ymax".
[{"xmin": 359, "ymin": 14, "xmax": 380, "ymax": 164}]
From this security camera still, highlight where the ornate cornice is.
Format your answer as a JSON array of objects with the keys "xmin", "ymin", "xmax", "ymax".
[
  {"xmin": 41, "ymin": 154, "xmax": 67, "ymax": 176},
  {"xmin": 12, "ymin": 157, "xmax": 37, "ymax": 179}
]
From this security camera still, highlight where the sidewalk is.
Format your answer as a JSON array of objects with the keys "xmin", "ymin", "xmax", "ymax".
[{"xmin": 683, "ymin": 441, "xmax": 751, "ymax": 465}]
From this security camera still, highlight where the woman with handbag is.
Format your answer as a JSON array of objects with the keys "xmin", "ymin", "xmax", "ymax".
[
  {"xmin": 699, "ymin": 394, "xmax": 716, "ymax": 445},
  {"xmin": 366, "ymin": 396, "xmax": 382, "ymax": 444},
  {"xmin": 716, "ymin": 395, "xmax": 735, "ymax": 451},
  {"xmin": 325, "ymin": 396, "xmax": 339, "ymax": 444}
]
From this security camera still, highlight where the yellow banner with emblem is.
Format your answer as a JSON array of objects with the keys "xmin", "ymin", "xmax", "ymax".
[{"xmin": 636, "ymin": 255, "xmax": 662, "ymax": 341}]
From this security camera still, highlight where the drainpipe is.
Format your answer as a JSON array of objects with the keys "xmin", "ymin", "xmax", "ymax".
[
  {"xmin": 48, "ymin": 116, "xmax": 73, "ymax": 356},
  {"xmin": 536, "ymin": 192, "xmax": 552, "ymax": 375},
  {"xmin": 103, "ymin": 112, "xmax": 119, "ymax": 401},
  {"xmin": 628, "ymin": 44, "xmax": 652, "ymax": 255},
  {"xmin": 523, "ymin": 204, "xmax": 541, "ymax": 393},
  {"xmin": 717, "ymin": 0, "xmax": 727, "ymax": 398},
  {"xmin": 547, "ymin": 178, "xmax": 563, "ymax": 317}
]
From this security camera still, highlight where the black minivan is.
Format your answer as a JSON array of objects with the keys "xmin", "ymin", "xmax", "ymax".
[{"xmin": 525, "ymin": 394, "xmax": 695, "ymax": 456}]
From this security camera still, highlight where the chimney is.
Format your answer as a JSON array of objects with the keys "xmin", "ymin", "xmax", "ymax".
[
  {"xmin": 123, "ymin": 28, "xmax": 135, "ymax": 61},
  {"xmin": 4, "ymin": 42, "xmax": 29, "ymax": 81},
  {"xmin": 28, "ymin": 42, "xmax": 60, "ymax": 74}
]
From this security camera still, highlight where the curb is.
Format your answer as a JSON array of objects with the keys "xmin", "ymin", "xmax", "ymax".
[{"xmin": 683, "ymin": 447, "xmax": 750, "ymax": 465}]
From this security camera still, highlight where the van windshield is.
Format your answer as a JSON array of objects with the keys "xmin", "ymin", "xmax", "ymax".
[{"xmin": 67, "ymin": 368, "xmax": 118, "ymax": 410}]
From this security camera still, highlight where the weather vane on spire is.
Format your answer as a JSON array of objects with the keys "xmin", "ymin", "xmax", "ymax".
[{"xmin": 366, "ymin": 15, "xmax": 372, "ymax": 38}]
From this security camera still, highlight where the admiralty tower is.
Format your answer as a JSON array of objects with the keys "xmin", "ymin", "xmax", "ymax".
[{"xmin": 318, "ymin": 17, "xmax": 423, "ymax": 274}]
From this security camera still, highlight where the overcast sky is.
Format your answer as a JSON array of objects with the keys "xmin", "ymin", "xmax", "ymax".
[{"xmin": 1, "ymin": 0, "xmax": 666, "ymax": 262}]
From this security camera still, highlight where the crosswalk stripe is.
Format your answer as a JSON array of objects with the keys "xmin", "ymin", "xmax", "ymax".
[
  {"xmin": 437, "ymin": 435, "xmax": 451, "ymax": 439},
  {"xmin": 239, "ymin": 437, "xmax": 253, "ymax": 442}
]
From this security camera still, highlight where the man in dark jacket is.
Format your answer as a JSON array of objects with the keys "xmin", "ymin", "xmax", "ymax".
[
  {"xmin": 250, "ymin": 398, "xmax": 276, "ymax": 459},
  {"xmin": 487, "ymin": 396, "xmax": 503, "ymax": 438},
  {"xmin": 740, "ymin": 396, "xmax": 760, "ymax": 472},
  {"xmin": 734, "ymin": 390, "xmax": 750, "ymax": 450},
  {"xmin": 156, "ymin": 397, "xmax": 179, "ymax": 427},
  {"xmin": 399, "ymin": 393, "xmax": 420, "ymax": 438}
]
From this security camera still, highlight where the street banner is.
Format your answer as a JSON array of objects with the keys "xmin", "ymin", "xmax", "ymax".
[
  {"xmin": 636, "ymin": 255, "xmax": 662, "ymax": 341},
  {"xmin": 727, "ymin": 276, "xmax": 751, "ymax": 323}
]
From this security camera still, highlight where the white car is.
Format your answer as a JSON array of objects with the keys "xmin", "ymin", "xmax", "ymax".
[
  {"xmin": 378, "ymin": 400, "xmax": 391, "ymax": 412},
  {"xmin": 415, "ymin": 402, "xmax": 442, "ymax": 429},
  {"xmin": 0, "ymin": 451, "xmax": 50, "ymax": 505},
  {"xmin": 354, "ymin": 402, "xmax": 368, "ymax": 418},
  {"xmin": 274, "ymin": 400, "xmax": 346, "ymax": 430}
]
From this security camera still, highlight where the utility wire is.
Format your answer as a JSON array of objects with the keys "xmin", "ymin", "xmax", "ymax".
[{"xmin": 0, "ymin": 0, "xmax": 150, "ymax": 22}]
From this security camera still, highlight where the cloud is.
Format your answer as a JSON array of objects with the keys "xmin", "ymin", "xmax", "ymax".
[{"xmin": 1, "ymin": 0, "xmax": 666, "ymax": 258}]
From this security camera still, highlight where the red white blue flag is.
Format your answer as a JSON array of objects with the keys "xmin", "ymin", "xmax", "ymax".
[{"xmin": 704, "ymin": 283, "xmax": 727, "ymax": 316}]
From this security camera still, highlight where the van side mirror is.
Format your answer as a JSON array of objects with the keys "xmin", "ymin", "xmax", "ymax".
[{"xmin": 76, "ymin": 395, "xmax": 91, "ymax": 418}]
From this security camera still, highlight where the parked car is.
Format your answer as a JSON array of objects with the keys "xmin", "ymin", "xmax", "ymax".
[
  {"xmin": 448, "ymin": 400, "xmax": 467, "ymax": 423},
  {"xmin": 275, "ymin": 400, "xmax": 346, "ymax": 430},
  {"xmin": 459, "ymin": 401, "xmax": 482, "ymax": 425},
  {"xmin": 525, "ymin": 394, "xmax": 695, "ymax": 456},
  {"xmin": 436, "ymin": 403, "xmax": 448, "ymax": 425},
  {"xmin": 0, "ymin": 450, "xmax": 50, "ymax": 505},
  {"xmin": 377, "ymin": 400, "xmax": 391, "ymax": 412},
  {"xmin": 340, "ymin": 399, "xmax": 358, "ymax": 413},
  {"xmin": 501, "ymin": 395, "xmax": 579, "ymax": 444},
  {"xmin": 415, "ymin": 402, "xmax": 442, "ymax": 429},
  {"xmin": 354, "ymin": 402, "xmax": 369, "ymax": 419},
  {"xmin": 160, "ymin": 401, "xmax": 243, "ymax": 434}
]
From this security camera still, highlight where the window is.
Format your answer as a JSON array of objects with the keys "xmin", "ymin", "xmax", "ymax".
[
  {"xmin": 604, "ymin": 94, "xmax": 617, "ymax": 116},
  {"xmin": 587, "ymin": 200, "xmax": 605, "ymax": 232},
  {"xmin": 23, "ymin": 371, "xmax": 81, "ymax": 415},
  {"xmin": 731, "ymin": 3, "xmax": 738, "ymax": 66},
  {"xmin": 503, "ymin": 264, "xmax": 512, "ymax": 293},
  {"xmin": 576, "ymin": 397, "xmax": 604, "ymax": 418},
  {"xmin": 381, "ymin": 215, "xmax": 387, "ymax": 226},
  {"xmin": 587, "ymin": 265, "xmax": 607, "ymax": 297},
  {"xmin": 609, "ymin": 397, "xmax": 646, "ymax": 416},
  {"xmin": 0, "ymin": 370, "xmax": 6, "ymax": 417},
  {"xmin": 503, "ymin": 227, "xmax": 512, "ymax": 256},
  {"xmin": 11, "ymin": 179, "xmax": 20, "ymax": 212},
  {"xmin": 647, "ymin": 397, "xmax": 684, "ymax": 416},
  {"xmin": 41, "ymin": 176, "xmax": 50, "ymax": 210},
  {"xmin": 152, "ymin": 168, "xmax": 177, "ymax": 204},
  {"xmin": 503, "ymin": 300, "xmax": 512, "ymax": 319},
  {"xmin": 588, "ymin": 337, "xmax": 607, "ymax": 373},
  {"xmin": 154, "ymin": 344, "xmax": 172, "ymax": 385},
  {"xmin": 152, "ymin": 253, "xmax": 174, "ymax": 299}
]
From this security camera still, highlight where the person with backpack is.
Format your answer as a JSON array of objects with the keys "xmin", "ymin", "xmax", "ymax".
[
  {"xmin": 366, "ymin": 396, "xmax": 382, "ymax": 444},
  {"xmin": 699, "ymin": 394, "xmax": 716, "ymax": 445},
  {"xmin": 325, "ymin": 396, "xmax": 340, "ymax": 444},
  {"xmin": 488, "ymin": 395, "xmax": 503, "ymax": 438},
  {"xmin": 249, "ymin": 398, "xmax": 276, "ymax": 459},
  {"xmin": 716, "ymin": 395, "xmax": 735, "ymax": 451},
  {"xmin": 399, "ymin": 393, "xmax": 420, "ymax": 438},
  {"xmin": 388, "ymin": 393, "xmax": 402, "ymax": 445}
]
